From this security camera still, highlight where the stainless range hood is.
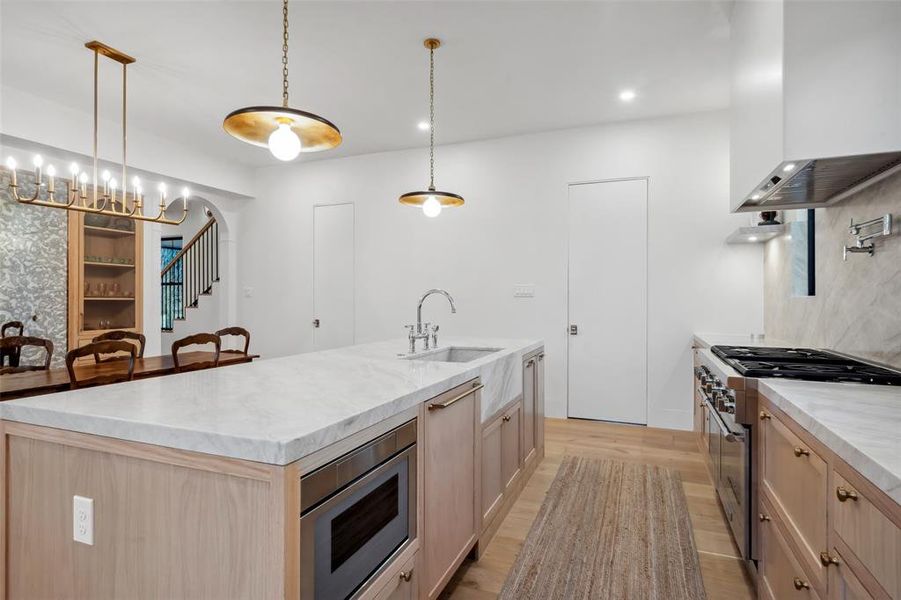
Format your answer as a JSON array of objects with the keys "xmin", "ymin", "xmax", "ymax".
[
  {"xmin": 730, "ymin": 0, "xmax": 901, "ymax": 213},
  {"xmin": 738, "ymin": 152, "xmax": 901, "ymax": 211}
]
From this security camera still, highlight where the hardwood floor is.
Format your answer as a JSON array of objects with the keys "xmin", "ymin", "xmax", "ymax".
[{"xmin": 441, "ymin": 417, "xmax": 756, "ymax": 599}]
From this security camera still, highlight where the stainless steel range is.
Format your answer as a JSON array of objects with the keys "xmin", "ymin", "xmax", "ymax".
[{"xmin": 693, "ymin": 344, "xmax": 901, "ymax": 569}]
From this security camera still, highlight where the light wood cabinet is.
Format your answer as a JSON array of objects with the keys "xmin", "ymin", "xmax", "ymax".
[
  {"xmin": 372, "ymin": 552, "xmax": 418, "ymax": 600},
  {"xmin": 481, "ymin": 399, "xmax": 522, "ymax": 528},
  {"xmin": 760, "ymin": 406, "xmax": 829, "ymax": 592},
  {"xmin": 522, "ymin": 350, "xmax": 544, "ymax": 469},
  {"xmin": 422, "ymin": 379, "xmax": 481, "ymax": 600},
  {"xmin": 759, "ymin": 496, "xmax": 822, "ymax": 600},
  {"xmin": 67, "ymin": 209, "xmax": 143, "ymax": 356},
  {"xmin": 831, "ymin": 470, "xmax": 901, "ymax": 599},
  {"xmin": 828, "ymin": 547, "xmax": 875, "ymax": 600},
  {"xmin": 759, "ymin": 395, "xmax": 901, "ymax": 600}
]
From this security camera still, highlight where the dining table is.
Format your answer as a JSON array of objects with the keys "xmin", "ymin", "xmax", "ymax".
[{"xmin": 0, "ymin": 351, "xmax": 259, "ymax": 401}]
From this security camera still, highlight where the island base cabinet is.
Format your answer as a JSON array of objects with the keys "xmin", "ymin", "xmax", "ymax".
[
  {"xmin": 421, "ymin": 380, "xmax": 481, "ymax": 600},
  {"xmin": 521, "ymin": 351, "xmax": 545, "ymax": 469},
  {"xmin": 0, "ymin": 421, "xmax": 299, "ymax": 600},
  {"xmin": 480, "ymin": 399, "xmax": 522, "ymax": 528}
]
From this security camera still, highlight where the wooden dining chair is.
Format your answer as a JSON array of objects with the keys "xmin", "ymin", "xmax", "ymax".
[
  {"xmin": 66, "ymin": 341, "xmax": 137, "ymax": 389},
  {"xmin": 215, "ymin": 326, "xmax": 250, "ymax": 355},
  {"xmin": 172, "ymin": 333, "xmax": 221, "ymax": 373},
  {"xmin": 1, "ymin": 321, "xmax": 24, "ymax": 338},
  {"xmin": 0, "ymin": 336, "xmax": 53, "ymax": 374},
  {"xmin": 92, "ymin": 330, "xmax": 146, "ymax": 362},
  {"xmin": 1, "ymin": 321, "xmax": 26, "ymax": 367}
]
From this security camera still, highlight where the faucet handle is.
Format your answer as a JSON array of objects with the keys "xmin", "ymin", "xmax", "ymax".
[
  {"xmin": 431, "ymin": 324, "xmax": 440, "ymax": 333},
  {"xmin": 405, "ymin": 324, "xmax": 415, "ymax": 336}
]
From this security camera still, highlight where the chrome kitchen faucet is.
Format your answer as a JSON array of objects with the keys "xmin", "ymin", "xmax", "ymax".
[{"xmin": 406, "ymin": 289, "xmax": 456, "ymax": 354}]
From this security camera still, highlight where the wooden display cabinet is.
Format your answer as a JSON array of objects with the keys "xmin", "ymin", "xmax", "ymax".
[{"xmin": 67, "ymin": 206, "xmax": 143, "ymax": 354}]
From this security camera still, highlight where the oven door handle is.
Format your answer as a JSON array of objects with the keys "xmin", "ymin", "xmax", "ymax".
[{"xmin": 706, "ymin": 398, "xmax": 745, "ymax": 443}]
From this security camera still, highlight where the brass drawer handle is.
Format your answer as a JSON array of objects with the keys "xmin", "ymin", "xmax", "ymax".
[
  {"xmin": 760, "ymin": 411, "xmax": 772, "ymax": 420},
  {"xmin": 793, "ymin": 447, "xmax": 810, "ymax": 457},
  {"xmin": 759, "ymin": 513, "xmax": 771, "ymax": 522},
  {"xmin": 502, "ymin": 415, "xmax": 511, "ymax": 422},
  {"xmin": 819, "ymin": 552, "xmax": 840, "ymax": 567},
  {"xmin": 836, "ymin": 486, "xmax": 859, "ymax": 502},
  {"xmin": 399, "ymin": 569, "xmax": 413, "ymax": 582},
  {"xmin": 428, "ymin": 382, "xmax": 483, "ymax": 410},
  {"xmin": 793, "ymin": 577, "xmax": 810, "ymax": 590}
]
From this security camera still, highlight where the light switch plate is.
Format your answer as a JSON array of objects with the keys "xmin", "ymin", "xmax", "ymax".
[
  {"xmin": 243, "ymin": 286, "xmax": 254, "ymax": 298},
  {"xmin": 73, "ymin": 495, "xmax": 94, "ymax": 545},
  {"xmin": 513, "ymin": 284, "xmax": 535, "ymax": 298}
]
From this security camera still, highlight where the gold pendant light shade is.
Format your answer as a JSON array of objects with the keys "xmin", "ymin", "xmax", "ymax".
[
  {"xmin": 398, "ymin": 189, "xmax": 464, "ymax": 207},
  {"xmin": 223, "ymin": 0, "xmax": 341, "ymax": 159},
  {"xmin": 399, "ymin": 38, "xmax": 463, "ymax": 216},
  {"xmin": 223, "ymin": 106, "xmax": 341, "ymax": 152}
]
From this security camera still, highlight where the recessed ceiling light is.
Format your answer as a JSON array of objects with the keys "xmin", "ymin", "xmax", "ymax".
[
  {"xmin": 619, "ymin": 89, "xmax": 637, "ymax": 102},
  {"xmin": 783, "ymin": 163, "xmax": 796, "ymax": 172},
  {"xmin": 417, "ymin": 121, "xmax": 430, "ymax": 131},
  {"xmin": 751, "ymin": 193, "xmax": 762, "ymax": 200},
  {"xmin": 748, "ymin": 236, "xmax": 758, "ymax": 242}
]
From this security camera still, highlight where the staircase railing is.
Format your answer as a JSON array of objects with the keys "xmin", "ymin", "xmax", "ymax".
[{"xmin": 161, "ymin": 217, "xmax": 219, "ymax": 332}]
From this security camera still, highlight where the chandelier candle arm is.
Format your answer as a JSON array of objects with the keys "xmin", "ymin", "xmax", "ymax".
[{"xmin": 3, "ymin": 41, "xmax": 188, "ymax": 225}]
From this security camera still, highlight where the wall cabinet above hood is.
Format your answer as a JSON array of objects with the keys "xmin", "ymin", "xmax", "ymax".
[{"xmin": 730, "ymin": 0, "xmax": 901, "ymax": 213}]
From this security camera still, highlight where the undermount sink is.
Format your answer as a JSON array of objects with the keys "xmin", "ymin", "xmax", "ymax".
[{"xmin": 405, "ymin": 346, "xmax": 502, "ymax": 363}]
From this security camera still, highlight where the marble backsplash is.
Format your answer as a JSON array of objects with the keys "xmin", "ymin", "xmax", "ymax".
[
  {"xmin": 0, "ymin": 170, "xmax": 68, "ymax": 367},
  {"xmin": 764, "ymin": 169, "xmax": 901, "ymax": 369}
]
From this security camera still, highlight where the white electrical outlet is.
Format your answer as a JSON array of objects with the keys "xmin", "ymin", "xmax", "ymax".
[
  {"xmin": 513, "ymin": 284, "xmax": 535, "ymax": 298},
  {"xmin": 73, "ymin": 495, "xmax": 94, "ymax": 545}
]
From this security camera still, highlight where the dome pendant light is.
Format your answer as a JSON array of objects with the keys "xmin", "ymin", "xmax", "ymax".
[
  {"xmin": 399, "ymin": 38, "xmax": 464, "ymax": 216},
  {"xmin": 223, "ymin": 0, "xmax": 341, "ymax": 159}
]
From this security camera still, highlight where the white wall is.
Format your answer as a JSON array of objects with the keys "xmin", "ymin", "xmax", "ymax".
[
  {"xmin": 1, "ymin": 86, "xmax": 255, "ymax": 197},
  {"xmin": 237, "ymin": 110, "xmax": 764, "ymax": 430}
]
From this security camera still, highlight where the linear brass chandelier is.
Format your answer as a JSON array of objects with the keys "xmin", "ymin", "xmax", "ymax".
[
  {"xmin": 399, "ymin": 38, "xmax": 463, "ymax": 218},
  {"xmin": 4, "ymin": 41, "xmax": 188, "ymax": 225},
  {"xmin": 223, "ymin": 0, "xmax": 341, "ymax": 160}
]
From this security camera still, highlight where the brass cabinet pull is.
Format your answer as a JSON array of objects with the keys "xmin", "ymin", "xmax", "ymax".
[
  {"xmin": 759, "ymin": 513, "xmax": 771, "ymax": 522},
  {"xmin": 428, "ymin": 382, "xmax": 483, "ymax": 410},
  {"xmin": 793, "ymin": 577, "xmax": 810, "ymax": 590},
  {"xmin": 399, "ymin": 569, "xmax": 413, "ymax": 583},
  {"xmin": 836, "ymin": 486, "xmax": 859, "ymax": 502},
  {"xmin": 760, "ymin": 411, "xmax": 772, "ymax": 420},
  {"xmin": 526, "ymin": 358, "xmax": 535, "ymax": 367},
  {"xmin": 793, "ymin": 447, "xmax": 810, "ymax": 457},
  {"xmin": 502, "ymin": 414, "xmax": 511, "ymax": 422},
  {"xmin": 819, "ymin": 551, "xmax": 840, "ymax": 567},
  {"xmin": 538, "ymin": 353, "xmax": 544, "ymax": 361}
]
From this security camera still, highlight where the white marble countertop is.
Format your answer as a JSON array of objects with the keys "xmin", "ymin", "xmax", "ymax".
[
  {"xmin": 0, "ymin": 337, "xmax": 542, "ymax": 465},
  {"xmin": 759, "ymin": 379, "xmax": 901, "ymax": 504},
  {"xmin": 693, "ymin": 332, "xmax": 791, "ymax": 349}
]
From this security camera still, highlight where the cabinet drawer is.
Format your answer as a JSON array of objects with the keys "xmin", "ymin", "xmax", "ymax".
[
  {"xmin": 761, "ymin": 408, "xmax": 828, "ymax": 587},
  {"xmin": 828, "ymin": 547, "xmax": 875, "ymax": 600},
  {"xmin": 374, "ymin": 553, "xmax": 418, "ymax": 600},
  {"xmin": 833, "ymin": 472, "xmax": 901, "ymax": 599},
  {"xmin": 759, "ymin": 498, "xmax": 822, "ymax": 600}
]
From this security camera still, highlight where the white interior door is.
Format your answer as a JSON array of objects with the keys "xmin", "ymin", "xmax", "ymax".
[
  {"xmin": 313, "ymin": 203, "xmax": 354, "ymax": 350},
  {"xmin": 567, "ymin": 179, "xmax": 648, "ymax": 424}
]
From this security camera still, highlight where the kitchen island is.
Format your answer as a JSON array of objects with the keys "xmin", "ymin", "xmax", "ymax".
[{"xmin": 0, "ymin": 337, "xmax": 544, "ymax": 600}]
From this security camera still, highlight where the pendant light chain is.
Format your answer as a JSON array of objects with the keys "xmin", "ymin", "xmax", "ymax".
[
  {"xmin": 281, "ymin": 0, "xmax": 290, "ymax": 108},
  {"xmin": 429, "ymin": 45, "xmax": 435, "ymax": 190}
]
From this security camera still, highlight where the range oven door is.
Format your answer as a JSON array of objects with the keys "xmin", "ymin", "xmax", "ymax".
[
  {"xmin": 300, "ymin": 440, "xmax": 416, "ymax": 600},
  {"xmin": 710, "ymin": 407, "xmax": 750, "ymax": 560}
]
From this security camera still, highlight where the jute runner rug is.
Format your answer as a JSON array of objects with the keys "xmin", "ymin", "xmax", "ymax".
[{"xmin": 499, "ymin": 456, "xmax": 707, "ymax": 599}]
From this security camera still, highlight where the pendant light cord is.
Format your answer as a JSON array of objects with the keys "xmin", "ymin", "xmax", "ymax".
[
  {"xmin": 282, "ymin": 0, "xmax": 290, "ymax": 108},
  {"xmin": 429, "ymin": 44, "xmax": 435, "ymax": 190}
]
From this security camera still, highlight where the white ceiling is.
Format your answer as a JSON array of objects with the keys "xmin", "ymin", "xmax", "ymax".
[{"xmin": 1, "ymin": 1, "xmax": 732, "ymax": 168}]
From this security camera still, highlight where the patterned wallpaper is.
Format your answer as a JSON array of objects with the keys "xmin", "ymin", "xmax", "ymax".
[
  {"xmin": 764, "ymin": 169, "xmax": 901, "ymax": 369},
  {"xmin": 0, "ymin": 170, "xmax": 69, "ymax": 367}
]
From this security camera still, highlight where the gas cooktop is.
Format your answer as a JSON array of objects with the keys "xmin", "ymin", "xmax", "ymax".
[{"xmin": 710, "ymin": 345, "xmax": 901, "ymax": 385}]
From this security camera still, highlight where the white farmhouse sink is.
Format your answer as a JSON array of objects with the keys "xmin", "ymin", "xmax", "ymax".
[{"xmin": 405, "ymin": 346, "xmax": 502, "ymax": 363}]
